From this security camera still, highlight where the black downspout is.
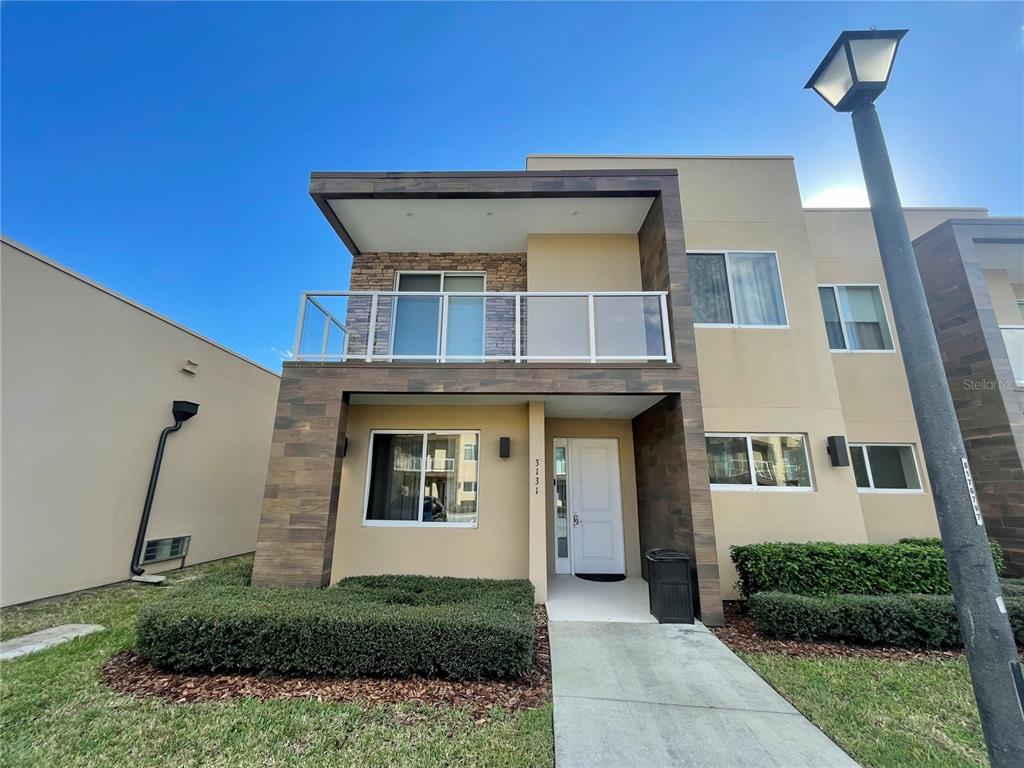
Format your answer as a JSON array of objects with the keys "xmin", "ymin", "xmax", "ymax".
[{"xmin": 130, "ymin": 420, "xmax": 183, "ymax": 576}]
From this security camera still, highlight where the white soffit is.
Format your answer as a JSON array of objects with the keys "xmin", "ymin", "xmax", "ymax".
[
  {"xmin": 329, "ymin": 197, "xmax": 655, "ymax": 253},
  {"xmin": 348, "ymin": 393, "xmax": 664, "ymax": 419}
]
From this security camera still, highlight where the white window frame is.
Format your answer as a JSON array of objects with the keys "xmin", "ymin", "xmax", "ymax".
[
  {"xmin": 849, "ymin": 442, "xmax": 924, "ymax": 494},
  {"xmin": 362, "ymin": 429, "xmax": 481, "ymax": 528},
  {"xmin": 705, "ymin": 432, "xmax": 814, "ymax": 492},
  {"xmin": 461, "ymin": 481, "xmax": 478, "ymax": 492},
  {"xmin": 689, "ymin": 250, "xmax": 790, "ymax": 329},
  {"xmin": 463, "ymin": 442, "xmax": 478, "ymax": 461},
  {"xmin": 817, "ymin": 283, "xmax": 895, "ymax": 353},
  {"xmin": 999, "ymin": 324, "xmax": 1024, "ymax": 386},
  {"xmin": 390, "ymin": 271, "xmax": 488, "ymax": 362}
]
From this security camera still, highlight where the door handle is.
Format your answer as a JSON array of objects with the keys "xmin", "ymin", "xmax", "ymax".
[{"xmin": 572, "ymin": 514, "xmax": 580, "ymax": 528}]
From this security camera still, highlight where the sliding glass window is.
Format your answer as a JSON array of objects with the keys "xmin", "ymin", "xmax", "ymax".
[
  {"xmin": 818, "ymin": 285, "xmax": 893, "ymax": 351},
  {"xmin": 364, "ymin": 431, "xmax": 480, "ymax": 526},
  {"xmin": 705, "ymin": 433, "xmax": 813, "ymax": 490},
  {"xmin": 850, "ymin": 444, "xmax": 922, "ymax": 491},
  {"xmin": 689, "ymin": 251, "xmax": 788, "ymax": 327}
]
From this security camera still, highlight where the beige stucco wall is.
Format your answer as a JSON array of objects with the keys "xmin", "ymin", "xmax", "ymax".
[
  {"xmin": 526, "ymin": 234, "xmax": 642, "ymax": 292},
  {"xmin": 0, "ymin": 239, "xmax": 279, "ymax": 606},
  {"xmin": 331, "ymin": 403, "xmax": 531, "ymax": 583},
  {"xmin": 543, "ymin": 419, "xmax": 641, "ymax": 577},
  {"xmin": 984, "ymin": 270, "xmax": 1024, "ymax": 325}
]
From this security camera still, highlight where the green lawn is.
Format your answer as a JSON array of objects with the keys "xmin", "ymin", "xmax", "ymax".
[
  {"xmin": 741, "ymin": 652, "xmax": 986, "ymax": 768},
  {"xmin": 0, "ymin": 556, "xmax": 553, "ymax": 768}
]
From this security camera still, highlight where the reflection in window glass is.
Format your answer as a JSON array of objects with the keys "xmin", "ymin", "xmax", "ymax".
[
  {"xmin": 750, "ymin": 435, "xmax": 812, "ymax": 488},
  {"xmin": 690, "ymin": 252, "xmax": 787, "ymax": 326},
  {"xmin": 867, "ymin": 445, "xmax": 920, "ymax": 489},
  {"xmin": 818, "ymin": 287, "xmax": 845, "ymax": 349},
  {"xmin": 818, "ymin": 285, "xmax": 893, "ymax": 351},
  {"xmin": 706, "ymin": 436, "xmax": 752, "ymax": 485},
  {"xmin": 365, "ymin": 432, "xmax": 479, "ymax": 524},
  {"xmin": 690, "ymin": 253, "xmax": 733, "ymax": 324},
  {"xmin": 850, "ymin": 445, "xmax": 870, "ymax": 488}
]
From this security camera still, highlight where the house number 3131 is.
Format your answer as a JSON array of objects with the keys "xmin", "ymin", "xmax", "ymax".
[{"xmin": 535, "ymin": 458, "xmax": 540, "ymax": 495}]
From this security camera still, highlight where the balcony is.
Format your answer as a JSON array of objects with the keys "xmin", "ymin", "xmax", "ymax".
[{"xmin": 293, "ymin": 291, "xmax": 673, "ymax": 364}]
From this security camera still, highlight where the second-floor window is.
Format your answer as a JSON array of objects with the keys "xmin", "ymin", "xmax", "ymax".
[
  {"xmin": 817, "ymin": 284, "xmax": 894, "ymax": 351},
  {"xmin": 689, "ymin": 251, "xmax": 788, "ymax": 327}
]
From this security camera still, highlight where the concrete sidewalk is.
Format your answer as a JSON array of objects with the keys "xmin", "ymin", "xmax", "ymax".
[{"xmin": 549, "ymin": 620, "xmax": 858, "ymax": 768}]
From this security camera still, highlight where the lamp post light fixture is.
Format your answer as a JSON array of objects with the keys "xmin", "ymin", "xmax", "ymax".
[{"xmin": 807, "ymin": 30, "xmax": 1024, "ymax": 766}]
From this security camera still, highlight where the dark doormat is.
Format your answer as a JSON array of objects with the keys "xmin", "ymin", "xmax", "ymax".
[{"xmin": 575, "ymin": 573, "xmax": 626, "ymax": 582}]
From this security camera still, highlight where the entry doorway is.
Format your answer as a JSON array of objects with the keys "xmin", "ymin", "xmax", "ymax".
[{"xmin": 553, "ymin": 437, "xmax": 626, "ymax": 576}]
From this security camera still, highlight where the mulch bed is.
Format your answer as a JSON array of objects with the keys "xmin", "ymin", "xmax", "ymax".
[
  {"xmin": 102, "ymin": 607, "xmax": 551, "ymax": 716},
  {"xmin": 711, "ymin": 601, "xmax": 963, "ymax": 661}
]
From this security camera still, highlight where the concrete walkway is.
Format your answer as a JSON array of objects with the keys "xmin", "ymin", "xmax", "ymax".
[
  {"xmin": 549, "ymin": 620, "xmax": 858, "ymax": 768},
  {"xmin": 0, "ymin": 624, "xmax": 105, "ymax": 660}
]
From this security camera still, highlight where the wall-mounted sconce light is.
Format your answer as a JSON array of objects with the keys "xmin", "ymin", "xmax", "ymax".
[
  {"xmin": 499, "ymin": 437, "xmax": 511, "ymax": 459},
  {"xmin": 827, "ymin": 435, "xmax": 850, "ymax": 467}
]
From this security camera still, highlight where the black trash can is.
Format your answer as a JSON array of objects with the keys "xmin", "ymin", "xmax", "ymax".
[{"xmin": 646, "ymin": 549, "xmax": 695, "ymax": 624}]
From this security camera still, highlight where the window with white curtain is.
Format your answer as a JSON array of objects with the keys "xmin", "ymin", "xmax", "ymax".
[
  {"xmin": 689, "ymin": 252, "xmax": 788, "ymax": 327},
  {"xmin": 818, "ymin": 285, "xmax": 893, "ymax": 351}
]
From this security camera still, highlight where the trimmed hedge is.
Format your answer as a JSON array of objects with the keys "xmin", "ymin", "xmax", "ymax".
[
  {"xmin": 730, "ymin": 541, "xmax": 1004, "ymax": 599},
  {"xmin": 897, "ymin": 536, "xmax": 1006, "ymax": 575},
  {"xmin": 138, "ymin": 575, "xmax": 535, "ymax": 680},
  {"xmin": 749, "ymin": 591, "xmax": 1024, "ymax": 649}
]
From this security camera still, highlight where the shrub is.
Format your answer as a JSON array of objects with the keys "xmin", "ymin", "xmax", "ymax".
[
  {"xmin": 748, "ymin": 591, "xmax": 1024, "ymax": 649},
  {"xmin": 138, "ymin": 575, "xmax": 534, "ymax": 680},
  {"xmin": 730, "ymin": 541, "xmax": 1003, "ymax": 599},
  {"xmin": 897, "ymin": 537, "xmax": 1005, "ymax": 574}
]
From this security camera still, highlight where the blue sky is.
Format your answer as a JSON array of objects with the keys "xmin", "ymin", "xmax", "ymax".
[{"xmin": 3, "ymin": 2, "xmax": 1021, "ymax": 371}]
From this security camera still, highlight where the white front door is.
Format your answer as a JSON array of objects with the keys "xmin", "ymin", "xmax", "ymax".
[{"xmin": 569, "ymin": 438, "xmax": 625, "ymax": 575}]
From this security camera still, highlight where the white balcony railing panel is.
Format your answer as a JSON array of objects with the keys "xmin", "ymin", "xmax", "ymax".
[{"xmin": 292, "ymin": 290, "xmax": 673, "ymax": 364}]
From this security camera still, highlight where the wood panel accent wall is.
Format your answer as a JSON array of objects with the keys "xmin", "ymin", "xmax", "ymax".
[
  {"xmin": 635, "ymin": 189, "xmax": 722, "ymax": 625},
  {"xmin": 914, "ymin": 219, "xmax": 1024, "ymax": 576},
  {"xmin": 252, "ymin": 375, "xmax": 348, "ymax": 587}
]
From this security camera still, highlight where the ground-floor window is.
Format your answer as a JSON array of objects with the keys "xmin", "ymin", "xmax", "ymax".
[
  {"xmin": 850, "ymin": 443, "xmax": 922, "ymax": 492},
  {"xmin": 364, "ymin": 430, "xmax": 480, "ymax": 527},
  {"xmin": 705, "ymin": 433, "xmax": 813, "ymax": 490}
]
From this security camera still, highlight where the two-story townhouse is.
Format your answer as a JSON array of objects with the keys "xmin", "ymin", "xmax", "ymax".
[{"xmin": 250, "ymin": 153, "xmax": 992, "ymax": 625}]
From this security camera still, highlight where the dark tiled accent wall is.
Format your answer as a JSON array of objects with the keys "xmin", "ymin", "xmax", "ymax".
[{"xmin": 914, "ymin": 219, "xmax": 1024, "ymax": 576}]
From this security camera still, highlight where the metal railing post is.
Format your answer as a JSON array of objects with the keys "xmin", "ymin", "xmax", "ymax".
[
  {"xmin": 439, "ymin": 294, "xmax": 449, "ymax": 363},
  {"xmin": 659, "ymin": 293, "xmax": 673, "ymax": 363},
  {"xmin": 320, "ymin": 314, "xmax": 330, "ymax": 360},
  {"xmin": 588, "ymin": 294, "xmax": 597, "ymax": 363},
  {"xmin": 514, "ymin": 294, "xmax": 522, "ymax": 363},
  {"xmin": 366, "ymin": 293, "xmax": 378, "ymax": 363},
  {"xmin": 293, "ymin": 294, "xmax": 308, "ymax": 362}
]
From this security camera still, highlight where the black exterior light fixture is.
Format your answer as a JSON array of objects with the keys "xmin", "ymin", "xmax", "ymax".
[
  {"xmin": 130, "ymin": 400, "xmax": 200, "ymax": 582},
  {"xmin": 807, "ymin": 29, "xmax": 1024, "ymax": 764},
  {"xmin": 805, "ymin": 29, "xmax": 906, "ymax": 112},
  {"xmin": 499, "ymin": 437, "xmax": 511, "ymax": 459}
]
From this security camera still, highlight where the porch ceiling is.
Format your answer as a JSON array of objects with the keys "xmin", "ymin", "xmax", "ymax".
[
  {"xmin": 326, "ymin": 197, "xmax": 654, "ymax": 254},
  {"xmin": 347, "ymin": 393, "xmax": 665, "ymax": 419}
]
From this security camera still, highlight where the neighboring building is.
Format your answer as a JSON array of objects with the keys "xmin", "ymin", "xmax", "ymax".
[
  {"xmin": 913, "ymin": 218, "xmax": 1024, "ymax": 575},
  {"xmin": 0, "ymin": 238, "xmax": 280, "ymax": 606},
  {"xmin": 250, "ymin": 154, "xmax": 991, "ymax": 625}
]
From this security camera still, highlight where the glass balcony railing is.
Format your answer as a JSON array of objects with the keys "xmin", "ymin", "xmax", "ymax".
[{"xmin": 292, "ymin": 290, "xmax": 673, "ymax": 364}]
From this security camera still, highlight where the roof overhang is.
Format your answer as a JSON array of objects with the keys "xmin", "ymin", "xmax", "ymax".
[{"xmin": 309, "ymin": 170, "xmax": 677, "ymax": 255}]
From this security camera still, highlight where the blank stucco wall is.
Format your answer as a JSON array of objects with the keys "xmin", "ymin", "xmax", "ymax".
[{"xmin": 0, "ymin": 240, "xmax": 280, "ymax": 606}]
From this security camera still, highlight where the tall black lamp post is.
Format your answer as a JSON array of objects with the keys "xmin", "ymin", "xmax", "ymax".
[{"xmin": 806, "ymin": 30, "xmax": 1023, "ymax": 765}]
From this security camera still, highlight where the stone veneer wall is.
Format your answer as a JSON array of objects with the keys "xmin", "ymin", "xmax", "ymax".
[
  {"xmin": 343, "ymin": 252, "xmax": 526, "ymax": 359},
  {"xmin": 914, "ymin": 221, "xmax": 1024, "ymax": 576}
]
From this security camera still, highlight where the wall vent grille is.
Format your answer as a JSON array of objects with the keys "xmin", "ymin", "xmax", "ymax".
[{"xmin": 142, "ymin": 535, "xmax": 191, "ymax": 564}]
